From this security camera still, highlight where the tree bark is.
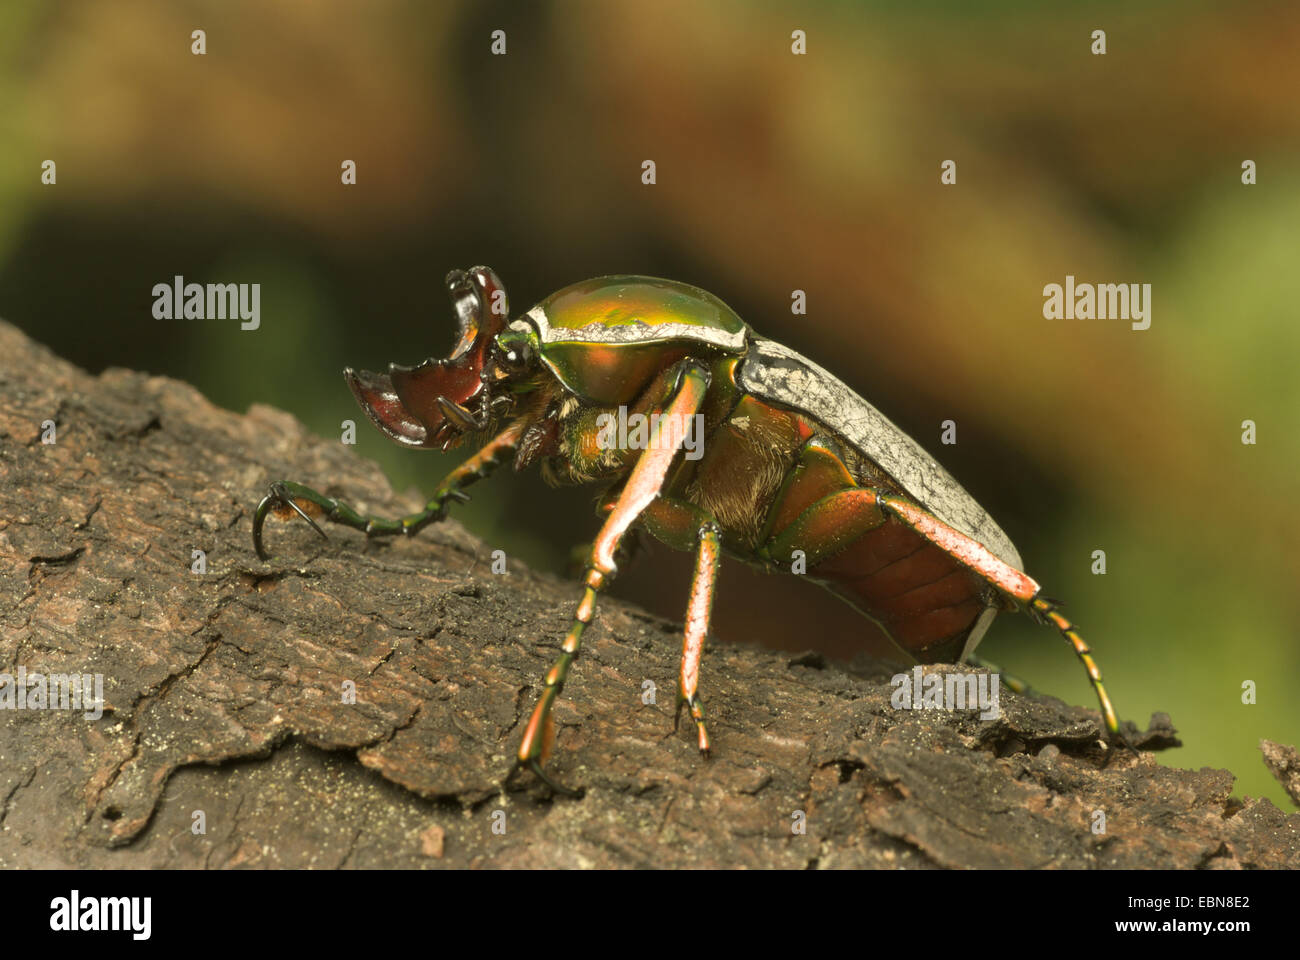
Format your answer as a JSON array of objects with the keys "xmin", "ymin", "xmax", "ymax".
[{"xmin": 1, "ymin": 318, "xmax": 1296, "ymax": 869}]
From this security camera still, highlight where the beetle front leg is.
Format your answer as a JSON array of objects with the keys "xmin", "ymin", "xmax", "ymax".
[
  {"xmin": 515, "ymin": 360, "xmax": 712, "ymax": 796},
  {"xmin": 252, "ymin": 419, "xmax": 525, "ymax": 561}
]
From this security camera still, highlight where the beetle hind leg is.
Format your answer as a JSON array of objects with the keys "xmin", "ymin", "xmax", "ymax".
[
  {"xmin": 1025, "ymin": 595, "xmax": 1125, "ymax": 744},
  {"xmin": 880, "ymin": 493, "xmax": 1125, "ymax": 745}
]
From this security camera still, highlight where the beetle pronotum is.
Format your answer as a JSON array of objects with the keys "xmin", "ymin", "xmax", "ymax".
[{"xmin": 253, "ymin": 266, "xmax": 1126, "ymax": 795}]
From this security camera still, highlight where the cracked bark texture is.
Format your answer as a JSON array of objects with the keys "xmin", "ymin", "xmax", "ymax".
[{"xmin": 1, "ymin": 318, "xmax": 1298, "ymax": 869}]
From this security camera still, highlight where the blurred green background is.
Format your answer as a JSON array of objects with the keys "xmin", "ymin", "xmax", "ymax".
[{"xmin": 1, "ymin": 0, "xmax": 1295, "ymax": 806}]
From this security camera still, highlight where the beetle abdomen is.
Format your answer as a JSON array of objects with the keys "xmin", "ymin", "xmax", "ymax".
[
  {"xmin": 751, "ymin": 436, "xmax": 994, "ymax": 664},
  {"xmin": 807, "ymin": 519, "xmax": 990, "ymax": 663}
]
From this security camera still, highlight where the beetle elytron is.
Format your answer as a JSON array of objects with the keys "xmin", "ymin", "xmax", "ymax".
[{"xmin": 253, "ymin": 266, "xmax": 1125, "ymax": 795}]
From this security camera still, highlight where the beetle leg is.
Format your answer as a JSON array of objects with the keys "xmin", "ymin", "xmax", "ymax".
[
  {"xmin": 675, "ymin": 520, "xmax": 721, "ymax": 756},
  {"xmin": 252, "ymin": 419, "xmax": 526, "ymax": 561},
  {"xmin": 964, "ymin": 654, "xmax": 1037, "ymax": 696},
  {"xmin": 1027, "ymin": 595, "xmax": 1132, "ymax": 754},
  {"xmin": 567, "ymin": 529, "xmax": 647, "ymax": 580},
  {"xmin": 515, "ymin": 360, "xmax": 712, "ymax": 796},
  {"xmin": 879, "ymin": 493, "xmax": 1124, "ymax": 742},
  {"xmin": 435, "ymin": 396, "xmax": 484, "ymax": 435},
  {"xmin": 635, "ymin": 495, "xmax": 720, "ymax": 753}
]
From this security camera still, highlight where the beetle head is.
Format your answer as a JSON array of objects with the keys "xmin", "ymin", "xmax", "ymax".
[{"xmin": 346, "ymin": 266, "xmax": 524, "ymax": 450}]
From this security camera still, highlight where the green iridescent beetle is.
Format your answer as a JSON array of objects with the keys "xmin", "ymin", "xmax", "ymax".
[{"xmin": 253, "ymin": 265, "xmax": 1125, "ymax": 795}]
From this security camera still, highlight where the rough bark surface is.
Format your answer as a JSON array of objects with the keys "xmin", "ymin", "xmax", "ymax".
[
  {"xmin": 1, "ymin": 318, "xmax": 1297, "ymax": 869},
  {"xmin": 1262, "ymin": 740, "xmax": 1300, "ymax": 808}
]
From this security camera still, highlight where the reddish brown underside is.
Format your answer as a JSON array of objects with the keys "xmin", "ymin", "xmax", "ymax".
[{"xmin": 811, "ymin": 517, "xmax": 985, "ymax": 659}]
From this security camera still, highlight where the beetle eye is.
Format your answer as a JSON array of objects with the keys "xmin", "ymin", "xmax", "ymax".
[{"xmin": 494, "ymin": 333, "xmax": 535, "ymax": 376}]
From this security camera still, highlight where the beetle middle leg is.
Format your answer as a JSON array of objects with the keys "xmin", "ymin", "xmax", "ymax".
[
  {"xmin": 676, "ymin": 520, "xmax": 721, "ymax": 755},
  {"xmin": 252, "ymin": 419, "xmax": 526, "ymax": 560},
  {"xmin": 634, "ymin": 495, "xmax": 723, "ymax": 755},
  {"xmin": 514, "ymin": 360, "xmax": 712, "ymax": 796}
]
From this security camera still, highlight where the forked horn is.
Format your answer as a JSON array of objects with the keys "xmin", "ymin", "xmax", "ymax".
[{"xmin": 345, "ymin": 266, "xmax": 510, "ymax": 448}]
